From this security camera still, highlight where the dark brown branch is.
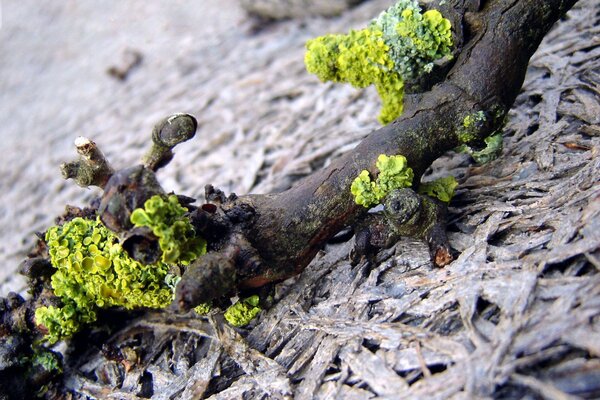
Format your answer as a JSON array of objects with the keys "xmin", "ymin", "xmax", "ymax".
[
  {"xmin": 175, "ymin": 0, "xmax": 578, "ymax": 310},
  {"xmin": 351, "ymin": 189, "xmax": 454, "ymax": 267}
]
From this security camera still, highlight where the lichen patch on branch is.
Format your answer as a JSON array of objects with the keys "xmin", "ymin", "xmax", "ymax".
[
  {"xmin": 305, "ymin": 0, "xmax": 453, "ymax": 124},
  {"xmin": 1, "ymin": 0, "xmax": 590, "ymax": 397},
  {"xmin": 350, "ymin": 154, "xmax": 414, "ymax": 207},
  {"xmin": 130, "ymin": 194, "xmax": 206, "ymax": 265},
  {"xmin": 35, "ymin": 217, "xmax": 176, "ymax": 343}
]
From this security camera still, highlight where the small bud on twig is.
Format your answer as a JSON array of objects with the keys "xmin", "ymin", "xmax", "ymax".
[{"xmin": 143, "ymin": 113, "xmax": 198, "ymax": 171}]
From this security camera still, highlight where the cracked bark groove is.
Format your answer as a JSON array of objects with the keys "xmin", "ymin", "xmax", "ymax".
[{"xmin": 176, "ymin": 0, "xmax": 579, "ymax": 308}]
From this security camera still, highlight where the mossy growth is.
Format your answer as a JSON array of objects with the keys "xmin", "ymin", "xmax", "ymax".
[
  {"xmin": 223, "ymin": 295, "xmax": 262, "ymax": 327},
  {"xmin": 305, "ymin": 0, "xmax": 453, "ymax": 124},
  {"xmin": 130, "ymin": 194, "xmax": 206, "ymax": 265},
  {"xmin": 457, "ymin": 132, "xmax": 503, "ymax": 164},
  {"xmin": 35, "ymin": 196, "xmax": 207, "ymax": 343},
  {"xmin": 351, "ymin": 154, "xmax": 414, "ymax": 208},
  {"xmin": 418, "ymin": 176, "xmax": 458, "ymax": 203}
]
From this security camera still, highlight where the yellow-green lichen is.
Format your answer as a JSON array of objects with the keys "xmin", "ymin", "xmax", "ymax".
[
  {"xmin": 223, "ymin": 295, "xmax": 262, "ymax": 327},
  {"xmin": 305, "ymin": 0, "xmax": 453, "ymax": 124},
  {"xmin": 36, "ymin": 196, "xmax": 207, "ymax": 343},
  {"xmin": 350, "ymin": 170, "xmax": 384, "ymax": 208},
  {"xmin": 351, "ymin": 154, "xmax": 414, "ymax": 208},
  {"xmin": 130, "ymin": 195, "xmax": 206, "ymax": 265},
  {"xmin": 391, "ymin": 8, "xmax": 453, "ymax": 76},
  {"xmin": 418, "ymin": 176, "xmax": 458, "ymax": 203},
  {"xmin": 305, "ymin": 28, "xmax": 403, "ymax": 124},
  {"xmin": 375, "ymin": 153, "xmax": 414, "ymax": 193},
  {"xmin": 193, "ymin": 303, "xmax": 212, "ymax": 315},
  {"xmin": 36, "ymin": 217, "xmax": 176, "ymax": 343}
]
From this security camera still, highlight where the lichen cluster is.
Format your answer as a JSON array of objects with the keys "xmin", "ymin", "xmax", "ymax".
[
  {"xmin": 373, "ymin": 0, "xmax": 453, "ymax": 80},
  {"xmin": 223, "ymin": 295, "xmax": 262, "ymax": 327},
  {"xmin": 305, "ymin": 0, "xmax": 453, "ymax": 124},
  {"xmin": 418, "ymin": 176, "xmax": 458, "ymax": 203},
  {"xmin": 130, "ymin": 194, "xmax": 206, "ymax": 265},
  {"xmin": 35, "ymin": 195, "xmax": 206, "ymax": 343},
  {"xmin": 193, "ymin": 302, "xmax": 212, "ymax": 315},
  {"xmin": 31, "ymin": 348, "xmax": 63, "ymax": 374},
  {"xmin": 351, "ymin": 154, "xmax": 414, "ymax": 207}
]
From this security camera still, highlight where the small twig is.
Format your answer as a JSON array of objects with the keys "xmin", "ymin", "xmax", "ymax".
[
  {"xmin": 106, "ymin": 48, "xmax": 143, "ymax": 81},
  {"xmin": 61, "ymin": 137, "xmax": 114, "ymax": 188},
  {"xmin": 584, "ymin": 252, "xmax": 600, "ymax": 271}
]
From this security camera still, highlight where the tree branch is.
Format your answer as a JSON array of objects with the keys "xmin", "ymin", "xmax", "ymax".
[{"xmin": 174, "ymin": 0, "xmax": 578, "ymax": 309}]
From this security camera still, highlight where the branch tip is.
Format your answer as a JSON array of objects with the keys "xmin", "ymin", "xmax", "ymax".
[
  {"xmin": 143, "ymin": 113, "xmax": 198, "ymax": 171},
  {"xmin": 60, "ymin": 137, "xmax": 114, "ymax": 189}
]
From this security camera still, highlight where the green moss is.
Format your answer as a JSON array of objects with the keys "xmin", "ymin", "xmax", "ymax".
[
  {"xmin": 306, "ymin": 0, "xmax": 453, "ymax": 124},
  {"xmin": 458, "ymin": 111, "xmax": 487, "ymax": 144},
  {"xmin": 418, "ymin": 176, "xmax": 458, "ymax": 203},
  {"xmin": 223, "ymin": 295, "xmax": 262, "ymax": 327},
  {"xmin": 130, "ymin": 195, "xmax": 206, "ymax": 265},
  {"xmin": 351, "ymin": 154, "xmax": 414, "ymax": 208},
  {"xmin": 36, "ymin": 197, "xmax": 207, "ymax": 343}
]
